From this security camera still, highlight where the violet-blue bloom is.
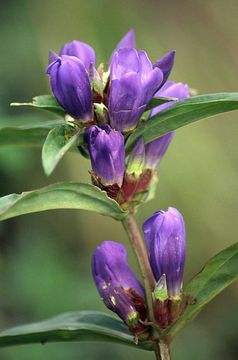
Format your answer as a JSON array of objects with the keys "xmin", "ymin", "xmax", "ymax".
[
  {"xmin": 108, "ymin": 48, "xmax": 163, "ymax": 131},
  {"xmin": 46, "ymin": 55, "xmax": 93, "ymax": 121},
  {"xmin": 59, "ymin": 40, "xmax": 96, "ymax": 71},
  {"xmin": 86, "ymin": 124, "xmax": 125, "ymax": 186},
  {"xmin": 144, "ymin": 81, "xmax": 190, "ymax": 169},
  {"xmin": 143, "ymin": 207, "xmax": 186, "ymax": 297},
  {"xmin": 92, "ymin": 241, "xmax": 145, "ymax": 322}
]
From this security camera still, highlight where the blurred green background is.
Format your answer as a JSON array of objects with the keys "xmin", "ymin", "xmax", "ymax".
[{"xmin": 0, "ymin": 0, "xmax": 238, "ymax": 359}]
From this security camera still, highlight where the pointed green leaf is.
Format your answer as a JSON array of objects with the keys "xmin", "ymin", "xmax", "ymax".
[
  {"xmin": 145, "ymin": 96, "xmax": 176, "ymax": 111},
  {"xmin": 126, "ymin": 92, "xmax": 238, "ymax": 152},
  {"xmin": 0, "ymin": 311, "xmax": 152, "ymax": 350},
  {"xmin": 11, "ymin": 95, "xmax": 65, "ymax": 117},
  {"xmin": 0, "ymin": 120, "xmax": 64, "ymax": 148},
  {"xmin": 167, "ymin": 242, "xmax": 238, "ymax": 338},
  {"xmin": 42, "ymin": 125, "xmax": 84, "ymax": 176},
  {"xmin": 0, "ymin": 182, "xmax": 127, "ymax": 221}
]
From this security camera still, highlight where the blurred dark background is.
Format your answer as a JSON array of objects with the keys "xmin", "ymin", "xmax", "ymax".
[{"xmin": 0, "ymin": 0, "xmax": 238, "ymax": 359}]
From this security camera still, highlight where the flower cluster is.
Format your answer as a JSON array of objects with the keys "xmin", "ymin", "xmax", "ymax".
[
  {"xmin": 46, "ymin": 31, "xmax": 191, "ymax": 339},
  {"xmin": 92, "ymin": 207, "xmax": 186, "ymax": 335},
  {"xmin": 46, "ymin": 30, "xmax": 190, "ymax": 206}
]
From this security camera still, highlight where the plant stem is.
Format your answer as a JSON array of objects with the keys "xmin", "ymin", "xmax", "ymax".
[
  {"xmin": 154, "ymin": 340, "xmax": 171, "ymax": 360},
  {"xmin": 122, "ymin": 213, "xmax": 155, "ymax": 324}
]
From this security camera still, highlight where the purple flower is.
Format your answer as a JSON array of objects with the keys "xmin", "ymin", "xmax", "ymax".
[
  {"xmin": 108, "ymin": 48, "xmax": 163, "ymax": 131},
  {"xmin": 59, "ymin": 40, "xmax": 96, "ymax": 71},
  {"xmin": 92, "ymin": 241, "xmax": 145, "ymax": 324},
  {"xmin": 46, "ymin": 55, "xmax": 93, "ymax": 121},
  {"xmin": 143, "ymin": 207, "xmax": 186, "ymax": 297},
  {"xmin": 144, "ymin": 81, "xmax": 190, "ymax": 169},
  {"xmin": 85, "ymin": 125, "xmax": 125, "ymax": 186}
]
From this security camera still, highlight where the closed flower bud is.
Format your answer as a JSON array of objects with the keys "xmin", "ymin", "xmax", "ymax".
[
  {"xmin": 59, "ymin": 40, "xmax": 96, "ymax": 71},
  {"xmin": 86, "ymin": 125, "xmax": 125, "ymax": 187},
  {"xmin": 46, "ymin": 55, "xmax": 93, "ymax": 121},
  {"xmin": 143, "ymin": 207, "xmax": 186, "ymax": 297},
  {"xmin": 144, "ymin": 81, "xmax": 190, "ymax": 170},
  {"xmin": 92, "ymin": 241, "xmax": 146, "ymax": 330},
  {"xmin": 109, "ymin": 48, "xmax": 163, "ymax": 131}
]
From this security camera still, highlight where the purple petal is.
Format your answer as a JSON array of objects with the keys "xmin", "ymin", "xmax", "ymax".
[
  {"xmin": 115, "ymin": 29, "xmax": 136, "ymax": 50},
  {"xmin": 154, "ymin": 50, "xmax": 175, "ymax": 86},
  {"xmin": 60, "ymin": 40, "xmax": 96, "ymax": 71}
]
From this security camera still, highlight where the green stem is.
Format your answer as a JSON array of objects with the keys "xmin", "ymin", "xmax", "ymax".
[{"xmin": 122, "ymin": 213, "xmax": 155, "ymax": 324}]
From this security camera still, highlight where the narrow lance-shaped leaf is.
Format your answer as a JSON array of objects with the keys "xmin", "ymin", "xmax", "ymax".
[
  {"xmin": 0, "ymin": 182, "xmax": 127, "ymax": 221},
  {"xmin": 0, "ymin": 120, "xmax": 64, "ymax": 148},
  {"xmin": 0, "ymin": 311, "xmax": 152, "ymax": 350},
  {"xmin": 42, "ymin": 125, "xmax": 84, "ymax": 176},
  {"xmin": 166, "ymin": 242, "xmax": 238, "ymax": 338},
  {"xmin": 11, "ymin": 95, "xmax": 65, "ymax": 117},
  {"xmin": 126, "ymin": 92, "xmax": 238, "ymax": 152}
]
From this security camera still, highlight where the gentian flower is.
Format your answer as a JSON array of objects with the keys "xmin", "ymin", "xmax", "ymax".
[
  {"xmin": 108, "ymin": 48, "xmax": 164, "ymax": 131},
  {"xmin": 85, "ymin": 124, "xmax": 125, "ymax": 187},
  {"xmin": 92, "ymin": 241, "xmax": 146, "ymax": 329},
  {"xmin": 144, "ymin": 81, "xmax": 190, "ymax": 169},
  {"xmin": 46, "ymin": 55, "xmax": 93, "ymax": 121},
  {"xmin": 143, "ymin": 207, "xmax": 186, "ymax": 297}
]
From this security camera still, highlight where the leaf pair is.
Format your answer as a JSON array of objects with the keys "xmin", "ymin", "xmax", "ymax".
[{"xmin": 8, "ymin": 92, "xmax": 238, "ymax": 175}]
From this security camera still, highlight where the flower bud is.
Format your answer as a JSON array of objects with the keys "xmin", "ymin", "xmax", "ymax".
[
  {"xmin": 46, "ymin": 55, "xmax": 93, "ymax": 121},
  {"xmin": 92, "ymin": 241, "xmax": 146, "ymax": 330},
  {"xmin": 143, "ymin": 207, "xmax": 186, "ymax": 297},
  {"xmin": 85, "ymin": 125, "xmax": 125, "ymax": 187},
  {"xmin": 144, "ymin": 81, "xmax": 190, "ymax": 170},
  {"xmin": 59, "ymin": 40, "xmax": 96, "ymax": 71},
  {"xmin": 109, "ymin": 48, "xmax": 163, "ymax": 131}
]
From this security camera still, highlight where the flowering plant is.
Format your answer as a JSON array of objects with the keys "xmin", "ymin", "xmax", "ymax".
[{"xmin": 0, "ymin": 30, "xmax": 238, "ymax": 359}]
